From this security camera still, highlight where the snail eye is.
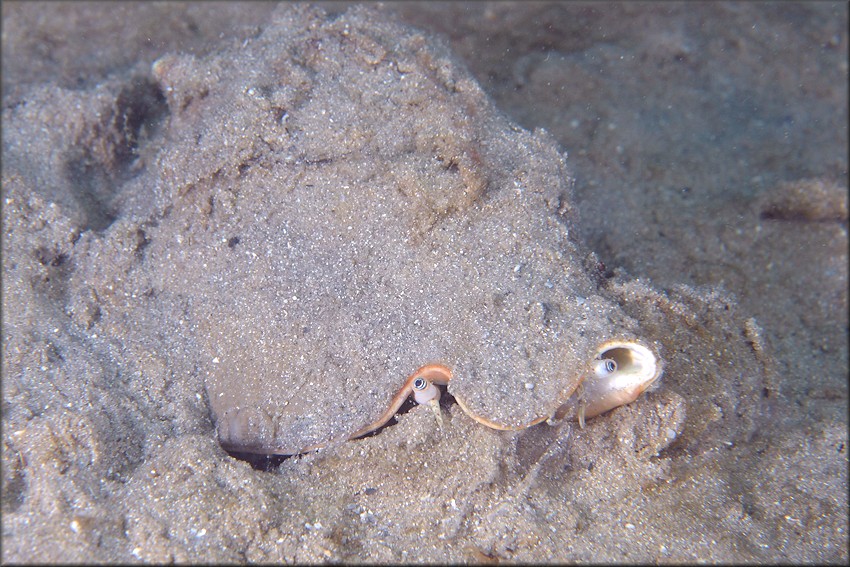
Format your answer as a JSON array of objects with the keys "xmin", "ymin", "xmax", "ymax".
[
  {"xmin": 594, "ymin": 358, "xmax": 618, "ymax": 377},
  {"xmin": 413, "ymin": 377, "xmax": 428, "ymax": 391}
]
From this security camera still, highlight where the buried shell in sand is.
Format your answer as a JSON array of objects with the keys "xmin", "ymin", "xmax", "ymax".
[
  {"xmin": 144, "ymin": 7, "xmax": 665, "ymax": 457},
  {"xmin": 351, "ymin": 343, "xmax": 662, "ymax": 443}
]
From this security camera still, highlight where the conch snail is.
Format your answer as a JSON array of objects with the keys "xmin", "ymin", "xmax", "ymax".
[{"xmin": 350, "ymin": 339, "xmax": 662, "ymax": 441}]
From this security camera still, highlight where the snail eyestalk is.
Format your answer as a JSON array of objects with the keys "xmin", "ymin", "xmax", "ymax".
[
  {"xmin": 593, "ymin": 358, "xmax": 618, "ymax": 377},
  {"xmin": 412, "ymin": 375, "xmax": 444, "ymax": 428},
  {"xmin": 412, "ymin": 376, "xmax": 441, "ymax": 405},
  {"xmin": 349, "ymin": 364, "xmax": 452, "ymax": 440}
]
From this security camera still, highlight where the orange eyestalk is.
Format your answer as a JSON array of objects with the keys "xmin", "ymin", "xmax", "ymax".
[{"xmin": 350, "ymin": 364, "xmax": 452, "ymax": 440}]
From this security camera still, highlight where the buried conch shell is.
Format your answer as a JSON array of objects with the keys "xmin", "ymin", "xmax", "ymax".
[
  {"xmin": 348, "ymin": 339, "xmax": 662, "ymax": 442},
  {"xmin": 217, "ymin": 341, "xmax": 662, "ymax": 457},
  {"xmin": 181, "ymin": 5, "xmax": 671, "ymax": 459}
]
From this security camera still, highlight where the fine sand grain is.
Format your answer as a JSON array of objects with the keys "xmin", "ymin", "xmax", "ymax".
[{"xmin": 2, "ymin": 2, "xmax": 847, "ymax": 563}]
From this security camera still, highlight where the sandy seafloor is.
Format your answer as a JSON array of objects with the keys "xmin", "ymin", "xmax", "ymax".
[{"xmin": 1, "ymin": 1, "xmax": 847, "ymax": 563}]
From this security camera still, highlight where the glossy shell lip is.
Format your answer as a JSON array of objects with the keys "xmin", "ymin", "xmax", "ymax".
[
  {"xmin": 352, "ymin": 363, "xmax": 552, "ymax": 434},
  {"xmin": 453, "ymin": 395, "xmax": 549, "ymax": 431}
]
